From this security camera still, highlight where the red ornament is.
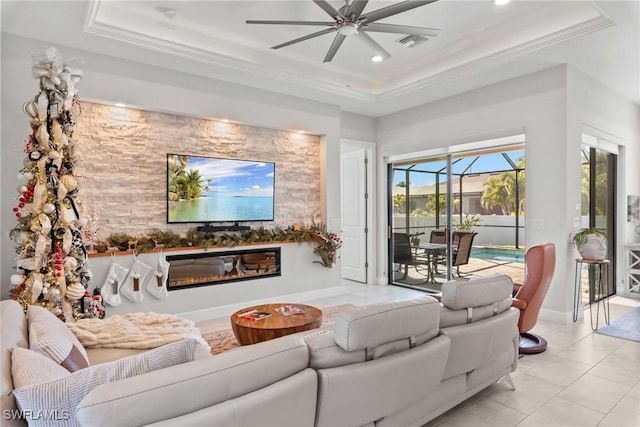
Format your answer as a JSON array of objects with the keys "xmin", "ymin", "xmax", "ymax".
[
  {"xmin": 16, "ymin": 212, "xmax": 22, "ymax": 218},
  {"xmin": 12, "ymin": 207, "xmax": 18, "ymax": 212}
]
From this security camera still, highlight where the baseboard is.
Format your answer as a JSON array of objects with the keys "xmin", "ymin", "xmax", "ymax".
[{"xmin": 177, "ymin": 285, "xmax": 349, "ymax": 322}]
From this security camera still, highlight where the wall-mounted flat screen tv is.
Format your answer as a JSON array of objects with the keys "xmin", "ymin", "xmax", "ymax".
[{"xmin": 167, "ymin": 154, "xmax": 275, "ymax": 223}]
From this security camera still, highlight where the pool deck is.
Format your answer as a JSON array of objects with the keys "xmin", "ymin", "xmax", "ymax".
[{"xmin": 394, "ymin": 255, "xmax": 525, "ymax": 292}]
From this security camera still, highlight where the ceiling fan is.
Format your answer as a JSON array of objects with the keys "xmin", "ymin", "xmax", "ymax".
[{"xmin": 246, "ymin": 0, "xmax": 439, "ymax": 63}]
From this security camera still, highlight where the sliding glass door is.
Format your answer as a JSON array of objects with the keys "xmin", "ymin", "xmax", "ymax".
[
  {"xmin": 580, "ymin": 141, "xmax": 617, "ymax": 302},
  {"xmin": 389, "ymin": 140, "xmax": 525, "ymax": 292}
]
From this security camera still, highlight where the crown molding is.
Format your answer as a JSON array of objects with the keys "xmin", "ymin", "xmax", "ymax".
[{"xmin": 377, "ymin": 14, "xmax": 614, "ymax": 103}]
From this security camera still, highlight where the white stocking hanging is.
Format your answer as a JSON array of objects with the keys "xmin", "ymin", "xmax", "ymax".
[
  {"xmin": 101, "ymin": 253, "xmax": 128, "ymax": 307},
  {"xmin": 121, "ymin": 254, "xmax": 151, "ymax": 304},
  {"xmin": 146, "ymin": 251, "xmax": 169, "ymax": 300}
]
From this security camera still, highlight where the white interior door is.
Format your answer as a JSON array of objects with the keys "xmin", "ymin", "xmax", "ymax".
[{"xmin": 341, "ymin": 149, "xmax": 367, "ymax": 283}]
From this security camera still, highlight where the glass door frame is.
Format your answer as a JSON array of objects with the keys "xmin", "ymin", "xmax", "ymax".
[
  {"xmin": 581, "ymin": 134, "xmax": 618, "ymax": 300},
  {"xmin": 386, "ymin": 134, "xmax": 526, "ymax": 288}
]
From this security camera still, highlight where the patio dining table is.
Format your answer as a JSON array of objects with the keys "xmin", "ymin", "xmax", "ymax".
[{"xmin": 414, "ymin": 243, "xmax": 447, "ymax": 284}]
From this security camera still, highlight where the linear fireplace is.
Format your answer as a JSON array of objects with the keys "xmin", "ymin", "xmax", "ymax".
[{"xmin": 166, "ymin": 247, "xmax": 281, "ymax": 291}]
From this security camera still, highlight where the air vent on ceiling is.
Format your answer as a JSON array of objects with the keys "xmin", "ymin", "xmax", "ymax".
[{"xmin": 396, "ymin": 35, "xmax": 430, "ymax": 48}]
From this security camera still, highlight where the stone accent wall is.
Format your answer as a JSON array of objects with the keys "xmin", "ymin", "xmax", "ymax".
[{"xmin": 74, "ymin": 103, "xmax": 321, "ymax": 239}]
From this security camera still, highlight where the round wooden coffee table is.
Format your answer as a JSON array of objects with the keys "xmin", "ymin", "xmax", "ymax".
[{"xmin": 230, "ymin": 303, "xmax": 322, "ymax": 345}]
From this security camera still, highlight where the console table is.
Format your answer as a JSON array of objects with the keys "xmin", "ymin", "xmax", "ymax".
[{"xmin": 230, "ymin": 303, "xmax": 322, "ymax": 345}]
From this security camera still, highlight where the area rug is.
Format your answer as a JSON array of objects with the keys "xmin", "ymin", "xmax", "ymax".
[
  {"xmin": 595, "ymin": 307, "xmax": 640, "ymax": 342},
  {"xmin": 199, "ymin": 304, "xmax": 355, "ymax": 355}
]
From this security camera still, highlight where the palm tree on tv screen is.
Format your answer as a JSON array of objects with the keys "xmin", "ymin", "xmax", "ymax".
[{"xmin": 168, "ymin": 155, "xmax": 204, "ymax": 201}]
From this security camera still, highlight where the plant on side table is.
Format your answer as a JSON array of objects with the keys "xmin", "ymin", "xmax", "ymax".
[{"xmin": 572, "ymin": 227, "xmax": 607, "ymax": 260}]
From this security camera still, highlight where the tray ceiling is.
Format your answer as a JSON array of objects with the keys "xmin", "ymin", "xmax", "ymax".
[{"xmin": 1, "ymin": 0, "xmax": 638, "ymax": 116}]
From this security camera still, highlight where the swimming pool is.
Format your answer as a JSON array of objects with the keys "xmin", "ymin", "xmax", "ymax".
[{"xmin": 470, "ymin": 248, "xmax": 525, "ymax": 263}]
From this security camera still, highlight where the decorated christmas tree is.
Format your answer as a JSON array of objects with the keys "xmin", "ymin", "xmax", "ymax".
[{"xmin": 9, "ymin": 47, "xmax": 104, "ymax": 321}]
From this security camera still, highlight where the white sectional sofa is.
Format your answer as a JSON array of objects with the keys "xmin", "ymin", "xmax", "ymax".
[{"xmin": 1, "ymin": 273, "xmax": 519, "ymax": 427}]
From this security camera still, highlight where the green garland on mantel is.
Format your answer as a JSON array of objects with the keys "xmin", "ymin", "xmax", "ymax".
[{"xmin": 93, "ymin": 224, "xmax": 325, "ymax": 254}]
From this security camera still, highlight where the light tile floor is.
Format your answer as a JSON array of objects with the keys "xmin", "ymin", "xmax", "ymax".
[
  {"xmin": 311, "ymin": 282, "xmax": 640, "ymax": 427},
  {"xmin": 199, "ymin": 282, "xmax": 640, "ymax": 427}
]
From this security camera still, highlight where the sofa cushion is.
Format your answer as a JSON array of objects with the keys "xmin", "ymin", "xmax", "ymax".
[
  {"xmin": 12, "ymin": 338, "xmax": 198, "ymax": 427},
  {"xmin": 75, "ymin": 335, "xmax": 311, "ymax": 426},
  {"xmin": 441, "ymin": 274, "xmax": 513, "ymax": 310},
  {"xmin": 27, "ymin": 305, "xmax": 89, "ymax": 372},
  {"xmin": 333, "ymin": 297, "xmax": 440, "ymax": 352}
]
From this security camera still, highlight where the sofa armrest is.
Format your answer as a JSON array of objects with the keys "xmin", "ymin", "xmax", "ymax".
[{"xmin": 76, "ymin": 335, "xmax": 310, "ymax": 426}]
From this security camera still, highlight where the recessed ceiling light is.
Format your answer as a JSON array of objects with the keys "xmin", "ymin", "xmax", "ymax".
[
  {"xmin": 371, "ymin": 55, "xmax": 384, "ymax": 62},
  {"xmin": 114, "ymin": 103, "xmax": 126, "ymax": 107},
  {"xmin": 494, "ymin": 0, "xmax": 511, "ymax": 5}
]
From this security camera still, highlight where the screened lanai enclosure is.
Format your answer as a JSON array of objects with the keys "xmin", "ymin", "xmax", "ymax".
[{"xmin": 390, "ymin": 142, "xmax": 526, "ymax": 292}]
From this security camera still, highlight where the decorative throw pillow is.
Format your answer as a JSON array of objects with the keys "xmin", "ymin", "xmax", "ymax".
[
  {"xmin": 27, "ymin": 305, "xmax": 89, "ymax": 372},
  {"xmin": 12, "ymin": 338, "xmax": 198, "ymax": 427},
  {"xmin": 10, "ymin": 347, "xmax": 70, "ymax": 387}
]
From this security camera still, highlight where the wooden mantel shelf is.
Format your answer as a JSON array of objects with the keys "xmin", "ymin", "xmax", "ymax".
[{"xmin": 87, "ymin": 240, "xmax": 302, "ymax": 258}]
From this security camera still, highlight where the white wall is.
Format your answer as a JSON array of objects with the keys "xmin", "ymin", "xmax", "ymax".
[
  {"xmin": 566, "ymin": 65, "xmax": 640, "ymax": 299},
  {"xmin": 377, "ymin": 65, "xmax": 640, "ymax": 322},
  {"xmin": 340, "ymin": 112, "xmax": 376, "ymax": 142},
  {"xmin": 1, "ymin": 34, "xmax": 343, "ymax": 306}
]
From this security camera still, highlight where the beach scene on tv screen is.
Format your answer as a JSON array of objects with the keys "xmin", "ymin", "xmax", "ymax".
[{"xmin": 168, "ymin": 154, "xmax": 275, "ymax": 222}]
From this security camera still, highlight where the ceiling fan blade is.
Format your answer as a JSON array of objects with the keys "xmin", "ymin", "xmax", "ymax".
[
  {"xmin": 246, "ymin": 20, "xmax": 335, "ymax": 27},
  {"xmin": 362, "ymin": 22, "xmax": 439, "ymax": 37},
  {"xmin": 361, "ymin": 0, "xmax": 438, "ymax": 23},
  {"xmin": 313, "ymin": 0, "xmax": 344, "ymax": 20},
  {"xmin": 357, "ymin": 32, "xmax": 391, "ymax": 60},
  {"xmin": 271, "ymin": 28, "xmax": 337, "ymax": 50},
  {"xmin": 323, "ymin": 33, "xmax": 347, "ymax": 63},
  {"xmin": 344, "ymin": 0, "xmax": 368, "ymax": 20}
]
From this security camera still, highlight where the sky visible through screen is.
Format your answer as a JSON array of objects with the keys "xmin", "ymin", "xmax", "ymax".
[
  {"xmin": 393, "ymin": 150, "xmax": 524, "ymax": 188},
  {"xmin": 187, "ymin": 156, "xmax": 274, "ymax": 198}
]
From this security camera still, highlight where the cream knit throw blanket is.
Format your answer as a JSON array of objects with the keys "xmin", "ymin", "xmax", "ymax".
[{"xmin": 67, "ymin": 312, "xmax": 208, "ymax": 350}]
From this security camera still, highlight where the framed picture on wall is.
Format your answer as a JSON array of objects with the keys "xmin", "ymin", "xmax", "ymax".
[{"xmin": 628, "ymin": 195, "xmax": 640, "ymax": 222}]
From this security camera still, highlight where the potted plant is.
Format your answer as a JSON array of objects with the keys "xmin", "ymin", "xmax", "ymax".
[
  {"xmin": 409, "ymin": 231, "xmax": 426, "ymax": 246},
  {"xmin": 454, "ymin": 214, "xmax": 482, "ymax": 232},
  {"xmin": 572, "ymin": 228, "xmax": 607, "ymax": 260},
  {"xmin": 310, "ymin": 225, "xmax": 342, "ymax": 268}
]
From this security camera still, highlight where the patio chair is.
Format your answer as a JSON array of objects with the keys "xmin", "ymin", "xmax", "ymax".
[
  {"xmin": 393, "ymin": 233, "xmax": 429, "ymax": 279},
  {"xmin": 429, "ymin": 229, "xmax": 447, "ymax": 274},
  {"xmin": 512, "ymin": 243, "xmax": 556, "ymax": 354},
  {"xmin": 430, "ymin": 229, "xmax": 447, "ymax": 244},
  {"xmin": 450, "ymin": 231, "xmax": 477, "ymax": 277}
]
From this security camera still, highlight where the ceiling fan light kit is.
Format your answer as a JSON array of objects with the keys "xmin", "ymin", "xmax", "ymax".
[{"xmin": 247, "ymin": 0, "xmax": 440, "ymax": 63}]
